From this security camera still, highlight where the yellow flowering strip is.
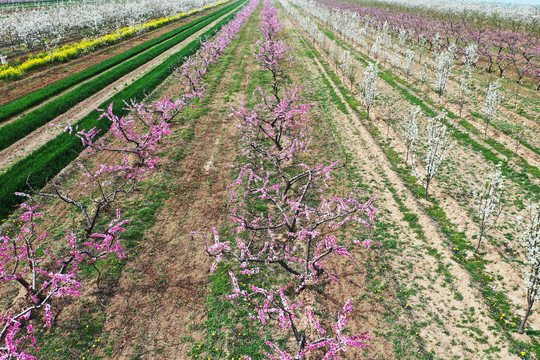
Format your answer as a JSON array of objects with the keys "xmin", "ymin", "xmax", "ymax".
[{"xmin": 0, "ymin": 0, "xmax": 231, "ymax": 81}]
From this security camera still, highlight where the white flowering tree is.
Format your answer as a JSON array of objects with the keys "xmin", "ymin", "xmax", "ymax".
[
  {"xmin": 419, "ymin": 62, "xmax": 429, "ymax": 90},
  {"xmin": 360, "ymin": 62, "xmax": 379, "ymax": 118},
  {"xmin": 456, "ymin": 68, "xmax": 472, "ymax": 117},
  {"xmin": 483, "ymin": 80, "xmax": 502, "ymax": 135},
  {"xmin": 330, "ymin": 43, "xmax": 343, "ymax": 73},
  {"xmin": 403, "ymin": 105, "xmax": 421, "ymax": 164},
  {"xmin": 390, "ymin": 53, "xmax": 400, "ymax": 69},
  {"xmin": 463, "ymin": 43, "xmax": 479, "ymax": 68},
  {"xmin": 339, "ymin": 50, "xmax": 358, "ymax": 90},
  {"xmin": 424, "ymin": 114, "xmax": 452, "ymax": 198},
  {"xmin": 435, "ymin": 49, "xmax": 455, "ymax": 96},
  {"xmin": 405, "ymin": 48, "xmax": 415, "ymax": 76},
  {"xmin": 0, "ymin": 0, "xmax": 215, "ymax": 57},
  {"xmin": 473, "ymin": 163, "xmax": 505, "ymax": 252},
  {"xmin": 398, "ymin": 29, "xmax": 407, "ymax": 45},
  {"xmin": 370, "ymin": 34, "xmax": 381, "ymax": 58},
  {"xmin": 417, "ymin": 38, "xmax": 427, "ymax": 63},
  {"xmin": 432, "ymin": 32, "xmax": 442, "ymax": 54},
  {"xmin": 519, "ymin": 203, "xmax": 540, "ymax": 334}
]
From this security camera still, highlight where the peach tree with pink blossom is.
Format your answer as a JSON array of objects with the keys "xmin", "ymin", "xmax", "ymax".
[{"xmin": 198, "ymin": 2, "xmax": 378, "ymax": 359}]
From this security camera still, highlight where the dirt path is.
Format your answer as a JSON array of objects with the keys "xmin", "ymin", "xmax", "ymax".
[
  {"xmin": 0, "ymin": 10, "xmax": 237, "ymax": 173},
  {"xmin": 283, "ymin": 9, "xmax": 524, "ymax": 359}
]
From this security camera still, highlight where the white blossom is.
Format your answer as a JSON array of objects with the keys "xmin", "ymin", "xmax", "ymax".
[
  {"xmin": 398, "ymin": 29, "xmax": 407, "ymax": 45},
  {"xmin": 433, "ymin": 32, "xmax": 442, "ymax": 54},
  {"xmin": 339, "ymin": 50, "xmax": 358, "ymax": 89},
  {"xmin": 403, "ymin": 106, "xmax": 421, "ymax": 165},
  {"xmin": 405, "ymin": 48, "xmax": 415, "ymax": 76},
  {"xmin": 483, "ymin": 80, "xmax": 502, "ymax": 135},
  {"xmin": 463, "ymin": 43, "xmax": 479, "ymax": 68},
  {"xmin": 424, "ymin": 113, "xmax": 452, "ymax": 197},
  {"xmin": 435, "ymin": 48, "xmax": 454, "ymax": 95},
  {"xmin": 390, "ymin": 53, "xmax": 400, "ymax": 69},
  {"xmin": 473, "ymin": 163, "xmax": 504, "ymax": 252},
  {"xmin": 420, "ymin": 62, "xmax": 429, "ymax": 88},
  {"xmin": 370, "ymin": 34, "xmax": 382, "ymax": 58},
  {"xmin": 360, "ymin": 62, "xmax": 378, "ymax": 117},
  {"xmin": 519, "ymin": 203, "xmax": 540, "ymax": 333}
]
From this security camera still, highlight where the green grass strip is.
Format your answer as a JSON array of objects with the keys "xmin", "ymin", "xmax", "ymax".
[
  {"xmin": 0, "ymin": 1, "xmax": 246, "ymax": 222},
  {"xmin": 469, "ymin": 111, "xmax": 540, "ymax": 157},
  {"xmin": 0, "ymin": 0, "xmax": 239, "ymax": 127}
]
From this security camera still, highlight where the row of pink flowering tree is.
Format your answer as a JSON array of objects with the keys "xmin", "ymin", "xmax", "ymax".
[
  {"xmin": 0, "ymin": 2, "xmax": 258, "ymax": 358},
  {"xmin": 200, "ymin": 1, "xmax": 378, "ymax": 358}
]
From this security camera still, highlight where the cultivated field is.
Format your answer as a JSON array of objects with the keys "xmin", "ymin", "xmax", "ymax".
[{"xmin": 0, "ymin": 0, "xmax": 539, "ymax": 359}]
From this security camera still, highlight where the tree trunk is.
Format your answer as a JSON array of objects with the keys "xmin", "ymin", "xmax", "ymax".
[
  {"xmin": 474, "ymin": 232, "xmax": 484, "ymax": 253},
  {"xmin": 519, "ymin": 304, "xmax": 533, "ymax": 334}
]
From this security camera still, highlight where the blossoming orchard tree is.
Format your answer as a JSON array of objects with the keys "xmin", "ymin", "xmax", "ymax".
[
  {"xmin": 360, "ymin": 62, "xmax": 379, "ymax": 118},
  {"xmin": 419, "ymin": 62, "xmax": 429, "ymax": 90},
  {"xmin": 483, "ymin": 80, "xmax": 502, "ymax": 135},
  {"xmin": 403, "ymin": 105, "xmax": 421, "ymax": 165},
  {"xmin": 339, "ymin": 50, "xmax": 359, "ymax": 90},
  {"xmin": 455, "ymin": 68, "xmax": 472, "ymax": 118},
  {"xmin": 435, "ymin": 47, "xmax": 455, "ymax": 96},
  {"xmin": 405, "ymin": 48, "xmax": 415, "ymax": 76},
  {"xmin": 0, "ymin": 104, "xmax": 163, "ymax": 359},
  {"xmin": 519, "ymin": 203, "xmax": 540, "ymax": 334},
  {"xmin": 423, "ymin": 114, "xmax": 452, "ymax": 198},
  {"xmin": 462, "ymin": 43, "xmax": 479, "ymax": 68},
  {"xmin": 199, "ymin": 2, "xmax": 378, "ymax": 358},
  {"xmin": 473, "ymin": 163, "xmax": 505, "ymax": 253}
]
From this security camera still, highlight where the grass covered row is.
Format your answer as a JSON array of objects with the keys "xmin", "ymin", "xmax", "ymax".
[
  {"xmin": 0, "ymin": 0, "xmax": 239, "ymax": 126},
  {"xmin": 0, "ymin": 0, "xmax": 246, "ymax": 222}
]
